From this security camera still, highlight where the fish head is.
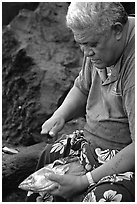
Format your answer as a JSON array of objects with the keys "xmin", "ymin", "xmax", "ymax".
[
  {"xmin": 18, "ymin": 174, "xmax": 36, "ymax": 191},
  {"xmin": 18, "ymin": 157, "xmax": 84, "ymax": 193},
  {"xmin": 18, "ymin": 167, "xmax": 54, "ymax": 192}
]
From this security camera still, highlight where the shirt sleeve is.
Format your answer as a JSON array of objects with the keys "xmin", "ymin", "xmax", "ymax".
[
  {"xmin": 123, "ymin": 86, "xmax": 135, "ymax": 142},
  {"xmin": 122, "ymin": 54, "xmax": 135, "ymax": 142},
  {"xmin": 74, "ymin": 56, "xmax": 92, "ymax": 96}
]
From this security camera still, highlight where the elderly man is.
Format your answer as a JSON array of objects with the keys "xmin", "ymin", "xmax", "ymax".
[{"xmin": 26, "ymin": 2, "xmax": 134, "ymax": 202}]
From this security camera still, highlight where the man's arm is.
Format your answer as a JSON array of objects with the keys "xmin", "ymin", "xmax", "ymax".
[
  {"xmin": 41, "ymin": 85, "xmax": 87, "ymax": 136},
  {"xmin": 83, "ymin": 85, "xmax": 135, "ymax": 185},
  {"xmin": 75, "ymin": 141, "xmax": 135, "ymax": 192},
  {"xmin": 89, "ymin": 142, "xmax": 135, "ymax": 182},
  {"xmin": 53, "ymin": 85, "xmax": 87, "ymax": 122}
]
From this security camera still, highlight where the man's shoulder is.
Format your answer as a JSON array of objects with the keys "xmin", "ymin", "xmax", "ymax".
[
  {"xmin": 128, "ymin": 16, "xmax": 135, "ymax": 22},
  {"xmin": 128, "ymin": 16, "xmax": 135, "ymax": 28},
  {"xmin": 123, "ymin": 34, "xmax": 134, "ymax": 64},
  {"xmin": 121, "ymin": 32, "xmax": 134, "ymax": 92},
  {"xmin": 121, "ymin": 47, "xmax": 134, "ymax": 92},
  {"xmin": 127, "ymin": 16, "xmax": 135, "ymax": 42}
]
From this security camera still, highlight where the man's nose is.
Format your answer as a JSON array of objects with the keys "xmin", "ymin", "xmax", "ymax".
[
  {"xmin": 84, "ymin": 49, "xmax": 95, "ymax": 57},
  {"xmin": 81, "ymin": 46, "xmax": 95, "ymax": 57}
]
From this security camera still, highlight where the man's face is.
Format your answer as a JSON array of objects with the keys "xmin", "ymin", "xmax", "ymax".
[{"xmin": 74, "ymin": 28, "xmax": 121, "ymax": 69}]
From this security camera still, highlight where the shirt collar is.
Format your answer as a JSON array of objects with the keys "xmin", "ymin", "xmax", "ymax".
[{"xmin": 102, "ymin": 56, "xmax": 122, "ymax": 86}]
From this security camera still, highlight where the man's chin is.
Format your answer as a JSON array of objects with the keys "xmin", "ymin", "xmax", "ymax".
[{"xmin": 93, "ymin": 63, "xmax": 106, "ymax": 69}]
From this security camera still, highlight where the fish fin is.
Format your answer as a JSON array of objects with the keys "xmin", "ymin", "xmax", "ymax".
[
  {"xmin": 64, "ymin": 166, "xmax": 69, "ymax": 174},
  {"xmin": 52, "ymin": 159, "xmax": 65, "ymax": 167}
]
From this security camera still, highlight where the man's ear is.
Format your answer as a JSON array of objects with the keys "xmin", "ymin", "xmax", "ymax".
[{"xmin": 112, "ymin": 22, "xmax": 124, "ymax": 40}]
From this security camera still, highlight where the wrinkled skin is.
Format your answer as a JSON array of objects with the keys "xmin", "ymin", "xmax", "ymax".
[{"xmin": 45, "ymin": 173, "xmax": 88, "ymax": 199}]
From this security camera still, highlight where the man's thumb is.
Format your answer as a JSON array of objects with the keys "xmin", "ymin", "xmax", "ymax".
[{"xmin": 48, "ymin": 173, "xmax": 62, "ymax": 183}]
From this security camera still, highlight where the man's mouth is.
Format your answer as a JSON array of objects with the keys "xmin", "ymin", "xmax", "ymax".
[{"xmin": 91, "ymin": 59, "xmax": 101, "ymax": 64}]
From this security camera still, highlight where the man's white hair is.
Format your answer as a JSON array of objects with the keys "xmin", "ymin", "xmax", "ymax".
[{"xmin": 66, "ymin": 2, "xmax": 128, "ymax": 34}]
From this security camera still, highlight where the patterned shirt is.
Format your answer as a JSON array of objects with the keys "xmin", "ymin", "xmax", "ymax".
[{"xmin": 74, "ymin": 17, "xmax": 135, "ymax": 150}]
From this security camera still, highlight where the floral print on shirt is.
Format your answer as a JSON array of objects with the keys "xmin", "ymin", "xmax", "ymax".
[
  {"xmin": 98, "ymin": 190, "xmax": 122, "ymax": 202},
  {"xmin": 95, "ymin": 148, "xmax": 119, "ymax": 164}
]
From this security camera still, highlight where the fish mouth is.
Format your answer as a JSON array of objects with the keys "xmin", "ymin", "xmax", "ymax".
[
  {"xmin": 18, "ymin": 182, "xmax": 32, "ymax": 191},
  {"xmin": 19, "ymin": 182, "xmax": 54, "ymax": 193},
  {"xmin": 18, "ymin": 177, "xmax": 54, "ymax": 192}
]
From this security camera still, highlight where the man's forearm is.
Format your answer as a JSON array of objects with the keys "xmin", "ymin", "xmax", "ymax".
[
  {"xmin": 82, "ymin": 142, "xmax": 135, "ymax": 190},
  {"xmin": 53, "ymin": 85, "xmax": 87, "ymax": 122},
  {"xmin": 91, "ymin": 142, "xmax": 135, "ymax": 183}
]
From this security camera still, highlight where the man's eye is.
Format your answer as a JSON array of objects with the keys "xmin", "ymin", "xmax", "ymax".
[
  {"xmin": 79, "ymin": 42, "xmax": 97, "ymax": 48},
  {"xmin": 89, "ymin": 43, "xmax": 97, "ymax": 47}
]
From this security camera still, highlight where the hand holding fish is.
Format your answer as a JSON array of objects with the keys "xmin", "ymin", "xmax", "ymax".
[
  {"xmin": 19, "ymin": 157, "xmax": 87, "ymax": 200},
  {"xmin": 45, "ymin": 173, "xmax": 88, "ymax": 199}
]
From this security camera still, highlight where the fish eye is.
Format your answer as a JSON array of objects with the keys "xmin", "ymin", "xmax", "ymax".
[{"xmin": 28, "ymin": 176, "xmax": 35, "ymax": 184}]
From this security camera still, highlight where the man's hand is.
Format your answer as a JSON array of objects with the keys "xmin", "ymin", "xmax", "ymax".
[
  {"xmin": 41, "ymin": 115, "xmax": 65, "ymax": 137},
  {"xmin": 45, "ymin": 173, "xmax": 89, "ymax": 199}
]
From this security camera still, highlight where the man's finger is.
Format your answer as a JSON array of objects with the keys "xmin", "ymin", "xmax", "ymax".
[
  {"xmin": 44, "ymin": 182, "xmax": 58, "ymax": 192},
  {"xmin": 49, "ymin": 130, "xmax": 55, "ymax": 137},
  {"xmin": 48, "ymin": 173, "xmax": 63, "ymax": 183},
  {"xmin": 50, "ymin": 121, "xmax": 63, "ymax": 136},
  {"xmin": 41, "ymin": 126, "xmax": 50, "ymax": 134}
]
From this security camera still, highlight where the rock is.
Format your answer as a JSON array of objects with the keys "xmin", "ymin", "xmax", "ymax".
[
  {"xmin": 2, "ymin": 2, "xmax": 39, "ymax": 25},
  {"xmin": 2, "ymin": 2, "xmax": 83, "ymax": 146},
  {"xmin": 121, "ymin": 2, "xmax": 135, "ymax": 15},
  {"xmin": 2, "ymin": 142, "xmax": 46, "ymax": 198}
]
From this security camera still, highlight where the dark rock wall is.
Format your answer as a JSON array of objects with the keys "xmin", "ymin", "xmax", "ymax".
[
  {"xmin": 2, "ymin": 142, "xmax": 46, "ymax": 198},
  {"xmin": 121, "ymin": 2, "xmax": 135, "ymax": 15},
  {"xmin": 2, "ymin": 2, "xmax": 83, "ymax": 146},
  {"xmin": 2, "ymin": 2, "xmax": 39, "ymax": 25}
]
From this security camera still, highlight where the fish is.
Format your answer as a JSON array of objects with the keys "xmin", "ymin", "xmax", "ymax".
[{"xmin": 18, "ymin": 156, "xmax": 86, "ymax": 193}]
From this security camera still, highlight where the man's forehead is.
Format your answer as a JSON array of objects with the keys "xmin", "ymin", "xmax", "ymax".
[{"xmin": 73, "ymin": 30, "xmax": 101, "ymax": 44}]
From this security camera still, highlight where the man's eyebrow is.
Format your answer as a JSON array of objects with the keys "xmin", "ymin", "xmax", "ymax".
[{"xmin": 79, "ymin": 41, "xmax": 98, "ymax": 46}]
